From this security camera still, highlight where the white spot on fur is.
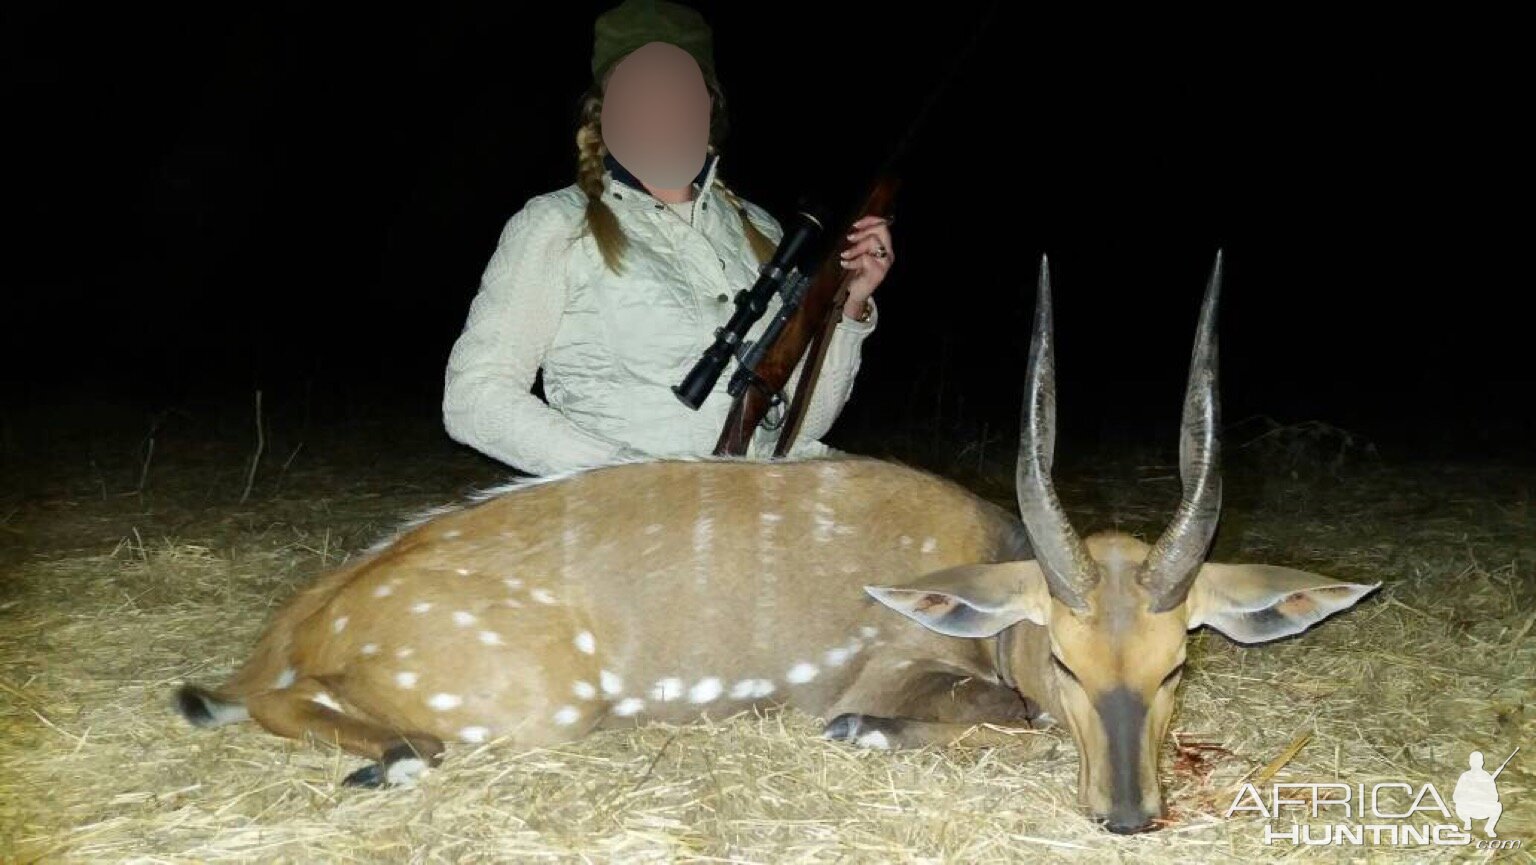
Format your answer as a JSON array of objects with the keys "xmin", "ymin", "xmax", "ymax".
[
  {"xmin": 395, "ymin": 671, "xmax": 418, "ymax": 689},
  {"xmin": 856, "ymin": 730, "xmax": 891, "ymax": 749},
  {"xmin": 786, "ymin": 663, "xmax": 819, "ymax": 684},
  {"xmin": 373, "ymin": 584, "xmax": 393, "ymax": 598},
  {"xmin": 360, "ymin": 643, "xmax": 380, "ymax": 656},
  {"xmin": 574, "ymin": 631, "xmax": 596, "ymax": 654},
  {"xmin": 760, "ymin": 512, "xmax": 783, "ymax": 523},
  {"xmin": 824, "ymin": 647, "xmax": 850, "ymax": 667},
  {"xmin": 396, "ymin": 647, "xmax": 414, "ymax": 659},
  {"xmin": 921, "ymin": 537, "xmax": 937, "ymax": 553},
  {"xmin": 573, "ymin": 680, "xmax": 597, "ymax": 700},
  {"xmin": 650, "ymin": 678, "xmax": 684, "ymax": 701},
  {"xmin": 813, "ymin": 502, "xmax": 836, "ymax": 543},
  {"xmin": 460, "ymin": 725, "xmax": 489, "ymax": 743},
  {"xmin": 386, "ymin": 756, "xmax": 428, "ymax": 786},
  {"xmin": 613, "ymin": 698, "xmax": 645, "ymax": 716},
  {"xmin": 600, "ymin": 670, "xmax": 623, "ymax": 695},
  {"xmin": 444, "ymin": 530, "xmax": 461, "ymax": 539},
  {"xmin": 332, "ymin": 616, "xmax": 348, "ymax": 633},
  {"xmin": 899, "ymin": 535, "xmax": 913, "ymax": 547},
  {"xmin": 553, "ymin": 706, "xmax": 581, "ymax": 726},
  {"xmin": 452, "ymin": 611, "xmax": 477, "ymax": 627},
  {"xmin": 274, "ymin": 668, "xmax": 296, "ymax": 689},
  {"xmin": 312, "ymin": 692, "xmax": 342, "ymax": 711},
  {"xmin": 503, "ymin": 578, "xmax": 524, "ymax": 590},
  {"xmin": 894, "ymin": 659, "xmax": 914, "ymax": 669},
  {"xmin": 531, "ymin": 588, "xmax": 558, "ymax": 605},
  {"xmin": 428, "ymin": 693, "xmax": 462, "ymax": 711},
  {"xmin": 455, "ymin": 567, "xmax": 470, "ymax": 575},
  {"xmin": 478, "ymin": 631, "xmax": 503, "ymax": 646},
  {"xmin": 693, "ymin": 513, "xmax": 714, "ymax": 554},
  {"xmin": 730, "ymin": 679, "xmax": 775, "ymax": 699},
  {"xmin": 411, "ymin": 602, "xmax": 433, "ymax": 614},
  {"xmin": 688, "ymin": 678, "xmax": 723, "ymax": 703},
  {"xmin": 860, "ymin": 626, "xmax": 880, "ymax": 640}
]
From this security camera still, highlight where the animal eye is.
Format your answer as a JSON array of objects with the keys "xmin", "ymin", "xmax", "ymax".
[{"xmin": 1051, "ymin": 655, "xmax": 1080, "ymax": 684}]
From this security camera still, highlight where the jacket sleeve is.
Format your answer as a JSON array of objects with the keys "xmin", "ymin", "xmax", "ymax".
[
  {"xmin": 443, "ymin": 198, "xmax": 640, "ymax": 476},
  {"xmin": 737, "ymin": 203, "xmax": 878, "ymax": 459}
]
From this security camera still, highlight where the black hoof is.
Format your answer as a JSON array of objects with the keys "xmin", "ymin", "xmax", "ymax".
[
  {"xmin": 175, "ymin": 685, "xmax": 216, "ymax": 727},
  {"xmin": 822, "ymin": 713, "xmax": 864, "ymax": 741},
  {"xmin": 342, "ymin": 742, "xmax": 440, "ymax": 788},
  {"xmin": 342, "ymin": 762, "xmax": 385, "ymax": 788}
]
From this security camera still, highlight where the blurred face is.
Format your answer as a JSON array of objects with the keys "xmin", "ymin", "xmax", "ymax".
[{"xmin": 601, "ymin": 41, "xmax": 711, "ymax": 190}]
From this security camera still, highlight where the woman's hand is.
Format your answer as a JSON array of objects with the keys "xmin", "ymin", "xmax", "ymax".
[{"xmin": 838, "ymin": 215, "xmax": 894, "ymax": 319}]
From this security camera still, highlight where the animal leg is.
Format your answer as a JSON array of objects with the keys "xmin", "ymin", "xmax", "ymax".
[
  {"xmin": 243, "ymin": 675, "xmax": 445, "ymax": 787},
  {"xmin": 822, "ymin": 713, "xmax": 1043, "ymax": 749},
  {"xmin": 175, "ymin": 684, "xmax": 252, "ymax": 727},
  {"xmin": 826, "ymin": 664, "xmax": 1039, "ymax": 725},
  {"xmin": 821, "ymin": 664, "xmax": 1049, "ymax": 750}
]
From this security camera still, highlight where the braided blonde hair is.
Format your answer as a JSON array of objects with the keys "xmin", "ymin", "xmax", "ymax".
[{"xmin": 575, "ymin": 70, "xmax": 777, "ymax": 275}]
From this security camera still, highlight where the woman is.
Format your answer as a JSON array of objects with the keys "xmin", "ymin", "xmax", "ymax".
[{"xmin": 443, "ymin": 0, "xmax": 894, "ymax": 477}]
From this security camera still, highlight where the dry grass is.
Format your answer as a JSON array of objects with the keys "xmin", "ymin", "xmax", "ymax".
[{"xmin": 1, "ymin": 420, "xmax": 1532, "ymax": 862}]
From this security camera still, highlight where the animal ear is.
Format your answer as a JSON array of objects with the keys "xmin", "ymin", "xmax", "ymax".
[
  {"xmin": 864, "ymin": 561, "xmax": 1050, "ymax": 638},
  {"xmin": 1186, "ymin": 562, "xmax": 1381, "ymax": 644}
]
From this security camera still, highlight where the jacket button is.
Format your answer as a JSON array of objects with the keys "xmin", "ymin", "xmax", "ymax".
[{"xmin": 717, "ymin": 292, "xmax": 729, "ymax": 303}]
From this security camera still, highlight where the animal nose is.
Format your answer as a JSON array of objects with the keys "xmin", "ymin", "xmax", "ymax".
[{"xmin": 1099, "ymin": 807, "xmax": 1159, "ymax": 835}]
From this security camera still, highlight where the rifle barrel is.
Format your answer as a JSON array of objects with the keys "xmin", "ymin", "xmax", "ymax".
[{"xmin": 1491, "ymin": 746, "xmax": 1519, "ymax": 779}]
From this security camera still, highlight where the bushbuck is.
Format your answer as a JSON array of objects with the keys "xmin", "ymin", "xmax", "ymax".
[{"xmin": 174, "ymin": 251, "xmax": 1377, "ymax": 833}]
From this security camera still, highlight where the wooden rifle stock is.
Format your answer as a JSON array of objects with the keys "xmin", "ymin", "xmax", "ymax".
[
  {"xmin": 706, "ymin": 1, "xmax": 997, "ymax": 457},
  {"xmin": 713, "ymin": 175, "xmax": 900, "ymax": 457}
]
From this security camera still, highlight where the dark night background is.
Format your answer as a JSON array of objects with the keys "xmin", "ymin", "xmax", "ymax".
[{"xmin": 5, "ymin": 3, "xmax": 1530, "ymax": 473}]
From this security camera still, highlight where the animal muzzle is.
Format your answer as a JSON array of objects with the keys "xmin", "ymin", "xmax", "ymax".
[
  {"xmin": 1090, "ymin": 687, "xmax": 1164, "ymax": 834},
  {"xmin": 1098, "ymin": 803, "xmax": 1161, "ymax": 835}
]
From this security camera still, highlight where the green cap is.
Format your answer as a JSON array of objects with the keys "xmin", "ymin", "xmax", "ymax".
[{"xmin": 592, "ymin": 0, "xmax": 715, "ymax": 84}]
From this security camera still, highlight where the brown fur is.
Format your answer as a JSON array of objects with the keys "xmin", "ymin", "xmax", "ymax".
[
  {"xmin": 177, "ymin": 456, "xmax": 1373, "ymax": 828},
  {"xmin": 176, "ymin": 456, "xmax": 1031, "ymax": 776}
]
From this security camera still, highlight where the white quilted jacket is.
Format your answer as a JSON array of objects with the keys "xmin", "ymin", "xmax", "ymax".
[{"xmin": 442, "ymin": 150, "xmax": 878, "ymax": 476}]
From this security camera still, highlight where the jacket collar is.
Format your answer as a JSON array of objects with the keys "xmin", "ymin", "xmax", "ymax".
[{"xmin": 602, "ymin": 149, "xmax": 722, "ymax": 222}]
